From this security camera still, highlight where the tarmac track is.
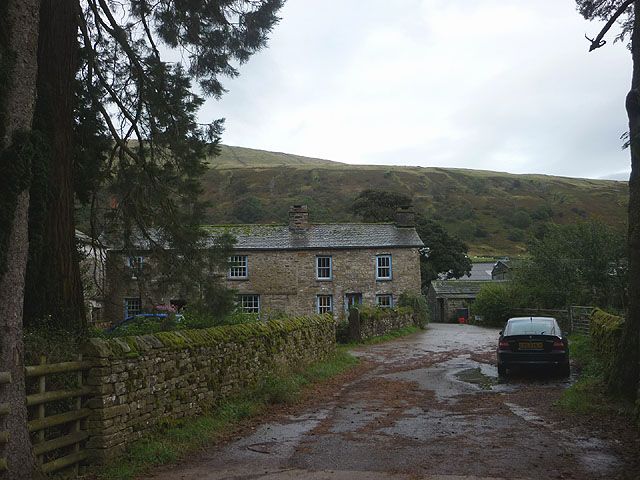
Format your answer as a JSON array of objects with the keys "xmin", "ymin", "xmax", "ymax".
[{"xmin": 142, "ymin": 324, "xmax": 637, "ymax": 480}]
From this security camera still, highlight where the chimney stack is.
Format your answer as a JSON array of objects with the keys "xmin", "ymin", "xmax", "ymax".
[
  {"xmin": 395, "ymin": 206, "xmax": 415, "ymax": 227},
  {"xmin": 289, "ymin": 205, "xmax": 310, "ymax": 231}
]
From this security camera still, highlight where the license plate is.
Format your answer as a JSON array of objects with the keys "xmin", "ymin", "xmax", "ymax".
[{"xmin": 519, "ymin": 342, "xmax": 543, "ymax": 350}]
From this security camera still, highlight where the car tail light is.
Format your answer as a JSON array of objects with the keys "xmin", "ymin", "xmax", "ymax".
[
  {"xmin": 499, "ymin": 340, "xmax": 511, "ymax": 351},
  {"xmin": 552, "ymin": 340, "xmax": 565, "ymax": 351}
]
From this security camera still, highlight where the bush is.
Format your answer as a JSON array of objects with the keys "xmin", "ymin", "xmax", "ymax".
[
  {"xmin": 397, "ymin": 292, "xmax": 429, "ymax": 328},
  {"xmin": 471, "ymin": 283, "xmax": 514, "ymax": 327}
]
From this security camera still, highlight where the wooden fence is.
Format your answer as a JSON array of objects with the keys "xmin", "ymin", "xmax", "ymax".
[
  {"xmin": 25, "ymin": 356, "xmax": 93, "ymax": 476},
  {"xmin": 0, "ymin": 370, "xmax": 11, "ymax": 472}
]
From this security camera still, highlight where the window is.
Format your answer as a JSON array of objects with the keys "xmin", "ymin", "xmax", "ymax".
[
  {"xmin": 316, "ymin": 256, "xmax": 332, "ymax": 280},
  {"xmin": 127, "ymin": 256, "xmax": 143, "ymax": 278},
  {"xmin": 237, "ymin": 294, "xmax": 260, "ymax": 313},
  {"xmin": 229, "ymin": 255, "xmax": 248, "ymax": 278},
  {"xmin": 376, "ymin": 255, "xmax": 392, "ymax": 280},
  {"xmin": 317, "ymin": 295, "xmax": 333, "ymax": 314},
  {"xmin": 124, "ymin": 297, "xmax": 142, "ymax": 319},
  {"xmin": 376, "ymin": 294, "xmax": 393, "ymax": 308}
]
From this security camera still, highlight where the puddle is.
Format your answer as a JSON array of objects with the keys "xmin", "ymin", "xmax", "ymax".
[{"xmin": 455, "ymin": 367, "xmax": 496, "ymax": 390}]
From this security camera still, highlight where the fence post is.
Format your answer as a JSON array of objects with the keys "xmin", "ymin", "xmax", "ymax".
[
  {"xmin": 74, "ymin": 354, "xmax": 83, "ymax": 476},
  {"xmin": 36, "ymin": 355, "xmax": 46, "ymax": 467},
  {"xmin": 348, "ymin": 308, "xmax": 362, "ymax": 342}
]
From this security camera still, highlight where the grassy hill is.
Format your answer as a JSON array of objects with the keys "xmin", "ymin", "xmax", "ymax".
[{"xmin": 201, "ymin": 146, "xmax": 629, "ymax": 256}]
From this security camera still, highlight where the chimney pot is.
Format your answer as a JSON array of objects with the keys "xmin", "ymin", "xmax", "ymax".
[
  {"xmin": 289, "ymin": 205, "xmax": 310, "ymax": 231},
  {"xmin": 395, "ymin": 206, "xmax": 415, "ymax": 227}
]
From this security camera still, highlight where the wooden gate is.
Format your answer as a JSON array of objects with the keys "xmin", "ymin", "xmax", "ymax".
[
  {"xmin": 25, "ymin": 356, "xmax": 93, "ymax": 475},
  {"xmin": 569, "ymin": 306, "xmax": 595, "ymax": 335}
]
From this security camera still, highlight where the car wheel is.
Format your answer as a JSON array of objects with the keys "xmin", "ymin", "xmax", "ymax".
[{"xmin": 498, "ymin": 364, "xmax": 507, "ymax": 377}]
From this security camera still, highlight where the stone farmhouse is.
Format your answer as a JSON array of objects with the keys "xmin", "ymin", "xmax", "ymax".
[{"xmin": 104, "ymin": 205, "xmax": 424, "ymax": 323}]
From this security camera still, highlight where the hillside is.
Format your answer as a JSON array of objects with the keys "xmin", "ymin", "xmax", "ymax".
[{"xmin": 201, "ymin": 146, "xmax": 629, "ymax": 256}]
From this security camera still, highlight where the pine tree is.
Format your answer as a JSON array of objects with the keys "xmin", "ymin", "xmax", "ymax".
[
  {"xmin": 23, "ymin": 0, "xmax": 284, "ymax": 330},
  {"xmin": 0, "ymin": 0, "xmax": 42, "ymax": 477}
]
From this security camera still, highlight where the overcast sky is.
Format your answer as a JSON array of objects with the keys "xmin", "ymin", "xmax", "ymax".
[{"xmin": 201, "ymin": 0, "xmax": 633, "ymax": 180}]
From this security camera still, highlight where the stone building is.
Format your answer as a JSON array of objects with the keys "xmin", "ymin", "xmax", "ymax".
[
  {"xmin": 426, "ymin": 280, "xmax": 489, "ymax": 323},
  {"xmin": 104, "ymin": 205, "xmax": 424, "ymax": 323}
]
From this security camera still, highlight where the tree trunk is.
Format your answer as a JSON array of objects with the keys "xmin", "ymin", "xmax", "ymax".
[
  {"xmin": 0, "ymin": 0, "xmax": 40, "ymax": 478},
  {"xmin": 610, "ymin": 1, "xmax": 640, "ymax": 406},
  {"xmin": 25, "ymin": 0, "xmax": 86, "ymax": 332}
]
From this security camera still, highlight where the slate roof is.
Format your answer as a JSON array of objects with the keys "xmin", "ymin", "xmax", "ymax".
[
  {"xmin": 203, "ymin": 223, "xmax": 424, "ymax": 250},
  {"xmin": 430, "ymin": 280, "xmax": 498, "ymax": 297},
  {"xmin": 463, "ymin": 262, "xmax": 494, "ymax": 281}
]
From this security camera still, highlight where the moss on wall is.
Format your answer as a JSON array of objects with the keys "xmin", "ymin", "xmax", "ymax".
[
  {"xmin": 83, "ymin": 315, "xmax": 335, "ymax": 463},
  {"xmin": 589, "ymin": 308, "xmax": 624, "ymax": 373}
]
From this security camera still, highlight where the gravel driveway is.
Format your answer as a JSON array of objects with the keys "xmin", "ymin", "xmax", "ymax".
[{"xmin": 142, "ymin": 324, "xmax": 638, "ymax": 480}]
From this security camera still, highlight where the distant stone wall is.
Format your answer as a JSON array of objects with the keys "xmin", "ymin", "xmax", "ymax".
[
  {"xmin": 82, "ymin": 316, "xmax": 335, "ymax": 463},
  {"xmin": 348, "ymin": 307, "xmax": 417, "ymax": 341}
]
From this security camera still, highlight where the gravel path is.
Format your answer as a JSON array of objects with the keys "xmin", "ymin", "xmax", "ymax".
[{"xmin": 142, "ymin": 324, "xmax": 639, "ymax": 480}]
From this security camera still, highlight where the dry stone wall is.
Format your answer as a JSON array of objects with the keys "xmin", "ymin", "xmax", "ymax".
[
  {"xmin": 82, "ymin": 316, "xmax": 335, "ymax": 463},
  {"xmin": 348, "ymin": 307, "xmax": 418, "ymax": 341}
]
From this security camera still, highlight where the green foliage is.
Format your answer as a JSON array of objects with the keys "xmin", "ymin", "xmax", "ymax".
[
  {"xmin": 416, "ymin": 216, "xmax": 471, "ymax": 288},
  {"xmin": 93, "ymin": 349, "xmax": 357, "ymax": 480},
  {"xmin": 512, "ymin": 221, "xmax": 627, "ymax": 309},
  {"xmin": 556, "ymin": 334, "xmax": 630, "ymax": 416},
  {"xmin": 232, "ymin": 196, "xmax": 265, "ymax": 223},
  {"xmin": 397, "ymin": 292, "xmax": 430, "ymax": 328},
  {"xmin": 508, "ymin": 210, "xmax": 531, "ymax": 229},
  {"xmin": 351, "ymin": 189, "xmax": 412, "ymax": 222},
  {"xmin": 0, "ymin": 130, "xmax": 48, "ymax": 276},
  {"xmin": 471, "ymin": 283, "xmax": 517, "ymax": 327}
]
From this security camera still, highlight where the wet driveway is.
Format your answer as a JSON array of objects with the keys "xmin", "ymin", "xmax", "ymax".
[{"xmin": 144, "ymin": 324, "xmax": 635, "ymax": 480}]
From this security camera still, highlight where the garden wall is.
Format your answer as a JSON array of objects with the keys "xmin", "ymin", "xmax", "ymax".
[
  {"xmin": 589, "ymin": 308, "xmax": 624, "ymax": 372},
  {"xmin": 81, "ymin": 315, "xmax": 335, "ymax": 463},
  {"xmin": 347, "ymin": 307, "xmax": 417, "ymax": 341}
]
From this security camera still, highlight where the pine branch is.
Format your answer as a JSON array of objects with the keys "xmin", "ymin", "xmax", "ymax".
[{"xmin": 586, "ymin": 0, "xmax": 635, "ymax": 51}]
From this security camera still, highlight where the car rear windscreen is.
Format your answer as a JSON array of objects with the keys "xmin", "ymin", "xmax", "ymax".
[{"xmin": 506, "ymin": 319, "xmax": 556, "ymax": 336}]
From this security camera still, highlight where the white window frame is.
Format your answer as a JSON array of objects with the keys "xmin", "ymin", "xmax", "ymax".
[
  {"xmin": 123, "ymin": 297, "xmax": 142, "ymax": 319},
  {"xmin": 317, "ymin": 295, "xmax": 333, "ymax": 314},
  {"xmin": 376, "ymin": 254, "xmax": 392, "ymax": 280},
  {"xmin": 229, "ymin": 255, "xmax": 248, "ymax": 279},
  {"xmin": 376, "ymin": 294, "xmax": 393, "ymax": 308},
  {"xmin": 237, "ymin": 294, "xmax": 260, "ymax": 313},
  {"xmin": 316, "ymin": 256, "xmax": 332, "ymax": 280}
]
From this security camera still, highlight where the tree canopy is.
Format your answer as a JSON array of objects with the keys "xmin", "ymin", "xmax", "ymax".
[{"xmin": 22, "ymin": 0, "xmax": 284, "ymax": 331}]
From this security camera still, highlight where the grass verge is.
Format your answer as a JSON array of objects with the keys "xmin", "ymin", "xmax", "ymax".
[
  {"xmin": 556, "ymin": 334, "xmax": 607, "ymax": 414},
  {"xmin": 557, "ymin": 334, "xmax": 634, "ymax": 417},
  {"xmin": 92, "ymin": 348, "xmax": 358, "ymax": 480}
]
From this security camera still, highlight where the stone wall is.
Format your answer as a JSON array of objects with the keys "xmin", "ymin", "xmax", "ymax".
[
  {"xmin": 347, "ymin": 307, "xmax": 418, "ymax": 341},
  {"xmin": 82, "ymin": 315, "xmax": 335, "ymax": 463}
]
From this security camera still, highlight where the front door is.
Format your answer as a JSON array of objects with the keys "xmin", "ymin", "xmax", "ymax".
[{"xmin": 345, "ymin": 293, "xmax": 363, "ymax": 311}]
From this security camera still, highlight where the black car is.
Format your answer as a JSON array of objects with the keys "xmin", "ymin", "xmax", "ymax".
[{"xmin": 497, "ymin": 317, "xmax": 570, "ymax": 377}]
